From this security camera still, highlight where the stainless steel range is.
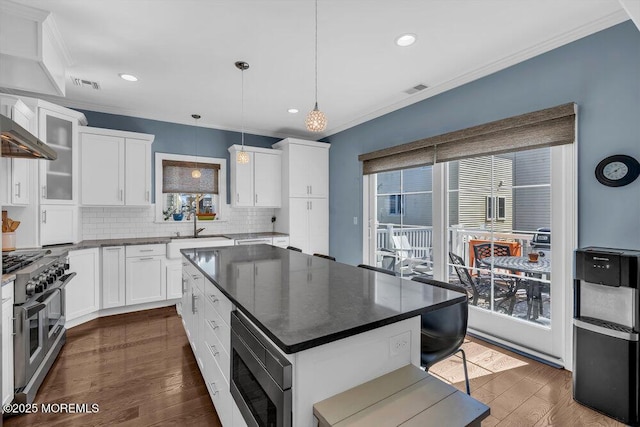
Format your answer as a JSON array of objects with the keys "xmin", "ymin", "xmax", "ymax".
[{"xmin": 2, "ymin": 249, "xmax": 75, "ymax": 404}]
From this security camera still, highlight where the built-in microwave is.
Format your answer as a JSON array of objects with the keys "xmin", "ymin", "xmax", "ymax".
[{"xmin": 230, "ymin": 311, "xmax": 292, "ymax": 427}]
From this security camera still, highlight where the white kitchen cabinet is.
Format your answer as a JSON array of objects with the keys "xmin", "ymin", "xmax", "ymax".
[
  {"xmin": 276, "ymin": 138, "xmax": 329, "ymax": 199},
  {"xmin": 228, "ymin": 145, "xmax": 282, "ymax": 208},
  {"xmin": 166, "ymin": 260, "xmax": 183, "ymax": 300},
  {"xmin": 38, "ymin": 104, "xmax": 85, "ymax": 204},
  {"xmin": 102, "ymin": 246, "xmax": 126, "ymax": 309},
  {"xmin": 2, "ymin": 282, "xmax": 14, "ymax": 406},
  {"xmin": 288, "ymin": 198, "xmax": 329, "ymax": 255},
  {"xmin": 125, "ymin": 245, "xmax": 166, "ymax": 306},
  {"xmin": 0, "ymin": 97, "xmax": 35, "ymax": 206},
  {"xmin": 125, "ymin": 138, "xmax": 152, "ymax": 205},
  {"xmin": 273, "ymin": 138, "xmax": 330, "ymax": 255},
  {"xmin": 40, "ymin": 205, "xmax": 79, "ymax": 246},
  {"xmin": 80, "ymin": 133, "xmax": 124, "ymax": 205},
  {"xmin": 67, "ymin": 248, "xmax": 100, "ymax": 322},
  {"xmin": 80, "ymin": 127, "xmax": 154, "ymax": 206}
]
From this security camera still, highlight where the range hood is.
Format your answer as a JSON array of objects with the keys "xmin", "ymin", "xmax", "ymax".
[{"xmin": 1, "ymin": 114, "xmax": 57, "ymax": 160}]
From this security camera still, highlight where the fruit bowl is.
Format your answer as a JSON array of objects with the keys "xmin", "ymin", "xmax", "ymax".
[{"xmin": 196, "ymin": 213, "xmax": 216, "ymax": 221}]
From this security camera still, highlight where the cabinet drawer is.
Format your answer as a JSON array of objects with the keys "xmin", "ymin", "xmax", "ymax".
[
  {"xmin": 204, "ymin": 317, "xmax": 230, "ymax": 384},
  {"xmin": 204, "ymin": 280, "xmax": 233, "ymax": 325},
  {"xmin": 205, "ymin": 354, "xmax": 232, "ymax": 427},
  {"xmin": 126, "ymin": 244, "xmax": 166, "ymax": 257},
  {"xmin": 2, "ymin": 282, "xmax": 13, "ymax": 300},
  {"xmin": 205, "ymin": 295, "xmax": 231, "ymax": 355}
]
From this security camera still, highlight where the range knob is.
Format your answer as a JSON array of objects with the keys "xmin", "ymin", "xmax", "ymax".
[
  {"xmin": 26, "ymin": 281, "xmax": 37, "ymax": 296},
  {"xmin": 35, "ymin": 283, "xmax": 45, "ymax": 293},
  {"xmin": 47, "ymin": 275, "xmax": 55, "ymax": 285},
  {"xmin": 56, "ymin": 267, "xmax": 64, "ymax": 277}
]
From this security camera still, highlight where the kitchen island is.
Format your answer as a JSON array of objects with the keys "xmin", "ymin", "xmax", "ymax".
[{"xmin": 181, "ymin": 244, "xmax": 466, "ymax": 426}]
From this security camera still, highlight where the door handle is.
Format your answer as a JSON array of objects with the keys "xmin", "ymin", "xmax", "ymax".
[
  {"xmin": 210, "ymin": 345, "xmax": 219, "ymax": 356},
  {"xmin": 255, "ymin": 194, "xmax": 258, "ymax": 204},
  {"xmin": 42, "ymin": 185, "xmax": 47, "ymax": 199},
  {"xmin": 15, "ymin": 182, "xmax": 20, "ymax": 198},
  {"xmin": 310, "ymin": 185, "xmax": 312, "ymax": 195},
  {"xmin": 146, "ymin": 190, "xmax": 150, "ymax": 201},
  {"xmin": 236, "ymin": 193, "xmax": 239, "ymax": 203},
  {"xmin": 139, "ymin": 257, "xmax": 154, "ymax": 261},
  {"xmin": 182, "ymin": 278, "xmax": 186, "ymax": 294},
  {"xmin": 192, "ymin": 294, "xmax": 198, "ymax": 314},
  {"xmin": 42, "ymin": 209, "xmax": 47, "ymax": 224},
  {"xmin": 120, "ymin": 189, "xmax": 124, "ymax": 201}
]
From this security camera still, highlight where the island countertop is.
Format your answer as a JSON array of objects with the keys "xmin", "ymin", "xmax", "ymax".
[{"xmin": 181, "ymin": 244, "xmax": 466, "ymax": 354}]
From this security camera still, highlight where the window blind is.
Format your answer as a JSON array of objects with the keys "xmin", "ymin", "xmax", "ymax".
[
  {"xmin": 162, "ymin": 160, "xmax": 220, "ymax": 194},
  {"xmin": 359, "ymin": 103, "xmax": 576, "ymax": 175}
]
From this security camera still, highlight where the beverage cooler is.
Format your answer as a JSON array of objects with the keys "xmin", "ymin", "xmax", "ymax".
[{"xmin": 573, "ymin": 247, "xmax": 640, "ymax": 426}]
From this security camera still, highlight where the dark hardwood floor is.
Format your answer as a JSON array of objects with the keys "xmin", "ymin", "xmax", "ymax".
[
  {"xmin": 4, "ymin": 306, "xmax": 625, "ymax": 426},
  {"xmin": 4, "ymin": 307, "xmax": 221, "ymax": 427}
]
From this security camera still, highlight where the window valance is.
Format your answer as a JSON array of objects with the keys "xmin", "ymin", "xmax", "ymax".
[{"xmin": 359, "ymin": 103, "xmax": 576, "ymax": 175}]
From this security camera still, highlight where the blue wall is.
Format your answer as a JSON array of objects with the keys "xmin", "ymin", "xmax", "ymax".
[
  {"xmin": 325, "ymin": 22, "xmax": 640, "ymax": 265},
  {"xmin": 77, "ymin": 110, "xmax": 279, "ymax": 204}
]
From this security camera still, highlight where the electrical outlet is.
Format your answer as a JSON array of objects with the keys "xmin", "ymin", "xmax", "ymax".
[{"xmin": 390, "ymin": 331, "xmax": 410, "ymax": 356}]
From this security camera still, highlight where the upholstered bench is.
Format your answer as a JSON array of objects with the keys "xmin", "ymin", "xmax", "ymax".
[{"xmin": 313, "ymin": 364, "xmax": 489, "ymax": 427}]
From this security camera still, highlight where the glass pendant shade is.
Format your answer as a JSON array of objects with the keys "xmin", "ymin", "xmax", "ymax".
[
  {"xmin": 191, "ymin": 169, "xmax": 201, "ymax": 178},
  {"xmin": 305, "ymin": 103, "xmax": 327, "ymax": 132},
  {"xmin": 237, "ymin": 150, "xmax": 250, "ymax": 164}
]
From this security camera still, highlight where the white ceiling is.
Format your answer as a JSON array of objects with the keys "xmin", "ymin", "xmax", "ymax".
[{"xmin": 8, "ymin": 0, "xmax": 629, "ymax": 139}]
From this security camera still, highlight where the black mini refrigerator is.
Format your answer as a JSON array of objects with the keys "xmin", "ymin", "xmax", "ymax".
[{"xmin": 574, "ymin": 247, "xmax": 640, "ymax": 426}]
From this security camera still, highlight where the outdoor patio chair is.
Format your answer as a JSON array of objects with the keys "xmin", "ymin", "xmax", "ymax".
[
  {"xmin": 449, "ymin": 252, "xmax": 521, "ymax": 314},
  {"xmin": 390, "ymin": 235, "xmax": 432, "ymax": 276}
]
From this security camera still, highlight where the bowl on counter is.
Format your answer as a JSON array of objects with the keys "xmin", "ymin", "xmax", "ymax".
[
  {"xmin": 172, "ymin": 213, "xmax": 184, "ymax": 221},
  {"xmin": 196, "ymin": 213, "xmax": 216, "ymax": 221}
]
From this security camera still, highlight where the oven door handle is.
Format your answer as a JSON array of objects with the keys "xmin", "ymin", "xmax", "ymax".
[
  {"xmin": 55, "ymin": 272, "xmax": 77, "ymax": 290},
  {"xmin": 21, "ymin": 301, "xmax": 47, "ymax": 318}
]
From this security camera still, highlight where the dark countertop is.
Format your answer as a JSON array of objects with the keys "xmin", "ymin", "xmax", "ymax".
[
  {"xmin": 41, "ymin": 232, "xmax": 287, "ymax": 251},
  {"xmin": 224, "ymin": 232, "xmax": 288, "ymax": 240},
  {"xmin": 181, "ymin": 245, "xmax": 466, "ymax": 354}
]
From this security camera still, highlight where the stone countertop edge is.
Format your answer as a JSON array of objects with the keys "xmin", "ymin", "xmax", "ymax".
[
  {"xmin": 2, "ymin": 274, "xmax": 16, "ymax": 286},
  {"xmin": 40, "ymin": 232, "xmax": 288, "ymax": 251}
]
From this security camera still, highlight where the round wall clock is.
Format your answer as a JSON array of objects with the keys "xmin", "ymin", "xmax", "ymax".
[{"xmin": 595, "ymin": 154, "xmax": 640, "ymax": 187}]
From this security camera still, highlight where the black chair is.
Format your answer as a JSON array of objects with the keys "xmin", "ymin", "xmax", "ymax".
[
  {"xmin": 411, "ymin": 276, "xmax": 470, "ymax": 395},
  {"xmin": 449, "ymin": 252, "xmax": 519, "ymax": 314},
  {"xmin": 286, "ymin": 246, "xmax": 302, "ymax": 252},
  {"xmin": 313, "ymin": 253, "xmax": 336, "ymax": 261},
  {"xmin": 357, "ymin": 264, "xmax": 396, "ymax": 276}
]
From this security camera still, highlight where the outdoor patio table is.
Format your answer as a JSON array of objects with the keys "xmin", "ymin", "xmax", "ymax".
[{"xmin": 481, "ymin": 256, "xmax": 551, "ymax": 320}]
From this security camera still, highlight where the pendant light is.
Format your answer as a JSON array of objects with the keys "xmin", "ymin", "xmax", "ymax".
[
  {"xmin": 191, "ymin": 114, "xmax": 201, "ymax": 178},
  {"xmin": 236, "ymin": 61, "xmax": 250, "ymax": 164},
  {"xmin": 305, "ymin": 0, "xmax": 327, "ymax": 132}
]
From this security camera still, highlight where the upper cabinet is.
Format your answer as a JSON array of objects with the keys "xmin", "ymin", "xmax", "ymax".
[
  {"xmin": 79, "ymin": 126, "xmax": 154, "ymax": 206},
  {"xmin": 38, "ymin": 102, "xmax": 86, "ymax": 204},
  {"xmin": 273, "ymin": 138, "xmax": 329, "ymax": 199},
  {"xmin": 0, "ymin": 96, "xmax": 35, "ymax": 206},
  {"xmin": 228, "ymin": 145, "xmax": 282, "ymax": 208},
  {"xmin": 0, "ymin": 1, "xmax": 68, "ymax": 96}
]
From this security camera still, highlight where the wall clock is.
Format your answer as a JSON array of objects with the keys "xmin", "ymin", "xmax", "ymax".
[{"xmin": 595, "ymin": 154, "xmax": 640, "ymax": 187}]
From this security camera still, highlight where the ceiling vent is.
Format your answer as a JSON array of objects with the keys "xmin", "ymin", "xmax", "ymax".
[
  {"xmin": 71, "ymin": 77, "xmax": 100, "ymax": 90},
  {"xmin": 404, "ymin": 83, "xmax": 428, "ymax": 95}
]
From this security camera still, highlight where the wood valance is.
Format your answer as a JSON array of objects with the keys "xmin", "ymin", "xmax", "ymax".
[{"xmin": 359, "ymin": 103, "xmax": 576, "ymax": 175}]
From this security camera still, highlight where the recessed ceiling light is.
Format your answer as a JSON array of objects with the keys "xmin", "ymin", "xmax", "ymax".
[
  {"xmin": 119, "ymin": 73, "xmax": 138, "ymax": 82},
  {"xmin": 288, "ymin": 108, "xmax": 299, "ymax": 114},
  {"xmin": 395, "ymin": 34, "xmax": 416, "ymax": 47}
]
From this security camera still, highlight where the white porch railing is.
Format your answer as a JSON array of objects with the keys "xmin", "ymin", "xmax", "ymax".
[{"xmin": 376, "ymin": 224, "xmax": 536, "ymax": 267}]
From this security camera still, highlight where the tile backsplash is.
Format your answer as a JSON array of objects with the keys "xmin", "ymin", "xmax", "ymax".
[{"xmin": 81, "ymin": 205, "xmax": 276, "ymax": 240}]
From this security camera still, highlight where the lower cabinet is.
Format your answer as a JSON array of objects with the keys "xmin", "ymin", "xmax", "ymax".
[
  {"xmin": 102, "ymin": 246, "xmax": 126, "ymax": 308},
  {"xmin": 2, "ymin": 282, "xmax": 14, "ymax": 406},
  {"xmin": 67, "ymin": 248, "xmax": 100, "ymax": 322},
  {"xmin": 125, "ymin": 245, "xmax": 166, "ymax": 305},
  {"xmin": 166, "ymin": 260, "xmax": 183, "ymax": 300},
  {"xmin": 182, "ymin": 256, "xmax": 241, "ymax": 427},
  {"xmin": 41, "ymin": 205, "xmax": 79, "ymax": 246}
]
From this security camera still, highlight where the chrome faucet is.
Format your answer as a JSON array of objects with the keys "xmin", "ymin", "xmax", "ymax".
[{"xmin": 193, "ymin": 209, "xmax": 205, "ymax": 237}]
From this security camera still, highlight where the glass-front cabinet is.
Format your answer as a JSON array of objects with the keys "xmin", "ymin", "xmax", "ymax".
[{"xmin": 38, "ymin": 106, "xmax": 81, "ymax": 204}]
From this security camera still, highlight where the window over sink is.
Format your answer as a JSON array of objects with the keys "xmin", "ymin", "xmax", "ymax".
[{"xmin": 154, "ymin": 152, "xmax": 227, "ymax": 223}]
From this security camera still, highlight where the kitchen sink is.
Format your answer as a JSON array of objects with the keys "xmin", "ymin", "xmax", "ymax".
[{"xmin": 167, "ymin": 235, "xmax": 234, "ymax": 259}]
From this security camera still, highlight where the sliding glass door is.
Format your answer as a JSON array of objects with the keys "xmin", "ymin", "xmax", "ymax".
[{"xmin": 366, "ymin": 144, "xmax": 575, "ymax": 364}]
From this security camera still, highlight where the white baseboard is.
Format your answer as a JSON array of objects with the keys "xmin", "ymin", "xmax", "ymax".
[{"xmin": 65, "ymin": 298, "xmax": 181, "ymax": 329}]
